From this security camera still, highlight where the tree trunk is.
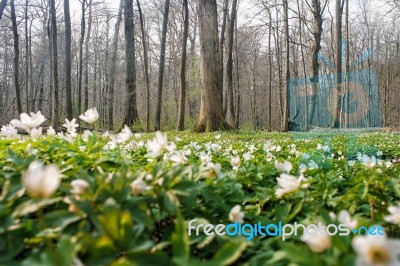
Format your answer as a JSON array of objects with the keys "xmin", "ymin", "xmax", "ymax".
[
  {"xmin": 220, "ymin": 0, "xmax": 228, "ymax": 114},
  {"xmin": 84, "ymin": 0, "xmax": 93, "ymax": 111},
  {"xmin": 122, "ymin": 0, "xmax": 139, "ymax": 127},
  {"xmin": 188, "ymin": 5, "xmax": 198, "ymax": 120},
  {"xmin": 177, "ymin": 0, "xmax": 189, "ymax": 131},
  {"xmin": 108, "ymin": 0, "xmax": 123, "ymax": 130},
  {"xmin": 225, "ymin": 0, "xmax": 237, "ymax": 127},
  {"xmin": 154, "ymin": 0, "xmax": 170, "ymax": 131},
  {"xmin": 24, "ymin": 0, "xmax": 29, "ymax": 111},
  {"xmin": 78, "ymin": 0, "xmax": 85, "ymax": 115},
  {"xmin": 332, "ymin": 0, "xmax": 343, "ymax": 128},
  {"xmin": 267, "ymin": 8, "xmax": 272, "ymax": 131},
  {"xmin": 10, "ymin": 0, "xmax": 22, "ymax": 114},
  {"xmin": 193, "ymin": 0, "xmax": 232, "ymax": 132},
  {"xmin": 308, "ymin": 0, "xmax": 323, "ymax": 129},
  {"xmin": 136, "ymin": 0, "xmax": 151, "ymax": 132},
  {"xmin": 28, "ymin": 20, "xmax": 34, "ymax": 111},
  {"xmin": 283, "ymin": 0, "xmax": 290, "ymax": 131},
  {"xmin": 50, "ymin": 0, "xmax": 59, "ymax": 127},
  {"xmin": 64, "ymin": 0, "xmax": 73, "ymax": 119}
]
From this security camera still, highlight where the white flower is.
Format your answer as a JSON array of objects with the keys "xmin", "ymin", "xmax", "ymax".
[
  {"xmin": 146, "ymin": 131, "xmax": 175, "ymax": 157},
  {"xmin": 385, "ymin": 161, "xmax": 392, "ymax": 168},
  {"xmin": 211, "ymin": 143, "xmax": 221, "ymax": 152},
  {"xmin": 82, "ymin": 130, "xmax": 93, "ymax": 142},
  {"xmin": 21, "ymin": 161, "xmax": 61, "ymax": 198},
  {"xmin": 114, "ymin": 125, "xmax": 132, "ymax": 143},
  {"xmin": 275, "ymin": 173, "xmax": 303, "ymax": 198},
  {"xmin": 348, "ymin": 160, "xmax": 356, "ymax": 167},
  {"xmin": 79, "ymin": 107, "xmax": 99, "ymax": 124},
  {"xmin": 130, "ymin": 179, "xmax": 146, "ymax": 195},
  {"xmin": 308, "ymin": 160, "xmax": 318, "ymax": 170},
  {"xmin": 299, "ymin": 163, "xmax": 307, "ymax": 173},
  {"xmin": 169, "ymin": 152, "xmax": 187, "ymax": 164},
  {"xmin": 203, "ymin": 162, "xmax": 222, "ymax": 178},
  {"xmin": 352, "ymin": 230, "xmax": 400, "ymax": 266},
  {"xmin": 229, "ymin": 205, "xmax": 244, "ymax": 224},
  {"xmin": 274, "ymin": 160, "xmax": 293, "ymax": 173},
  {"xmin": 63, "ymin": 118, "xmax": 79, "ymax": 134},
  {"xmin": 10, "ymin": 111, "xmax": 46, "ymax": 133},
  {"xmin": 361, "ymin": 155, "xmax": 377, "ymax": 168},
  {"xmin": 1, "ymin": 124, "xmax": 18, "ymax": 139},
  {"xmin": 70, "ymin": 179, "xmax": 90, "ymax": 195},
  {"xmin": 301, "ymin": 225, "xmax": 331, "ymax": 253},
  {"xmin": 338, "ymin": 210, "xmax": 358, "ymax": 230},
  {"xmin": 47, "ymin": 126, "xmax": 56, "ymax": 136},
  {"xmin": 243, "ymin": 152, "xmax": 253, "ymax": 161},
  {"xmin": 30, "ymin": 127, "xmax": 42, "ymax": 139},
  {"xmin": 199, "ymin": 152, "xmax": 212, "ymax": 164},
  {"xmin": 384, "ymin": 206, "xmax": 400, "ymax": 225},
  {"xmin": 215, "ymin": 134, "xmax": 221, "ymax": 140},
  {"xmin": 231, "ymin": 156, "xmax": 241, "ymax": 171}
]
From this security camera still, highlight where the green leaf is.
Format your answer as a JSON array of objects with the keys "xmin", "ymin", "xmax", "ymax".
[
  {"xmin": 208, "ymin": 239, "xmax": 247, "ymax": 266},
  {"xmin": 12, "ymin": 197, "xmax": 62, "ymax": 217},
  {"xmin": 172, "ymin": 212, "xmax": 189, "ymax": 264}
]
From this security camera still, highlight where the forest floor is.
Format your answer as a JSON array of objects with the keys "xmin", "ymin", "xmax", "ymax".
[{"xmin": 1, "ymin": 130, "xmax": 400, "ymax": 265}]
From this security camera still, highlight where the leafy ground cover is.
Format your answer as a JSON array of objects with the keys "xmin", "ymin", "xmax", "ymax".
[{"xmin": 1, "ymin": 121, "xmax": 400, "ymax": 265}]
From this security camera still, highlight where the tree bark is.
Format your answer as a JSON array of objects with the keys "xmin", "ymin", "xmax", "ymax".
[
  {"xmin": 283, "ymin": 0, "xmax": 290, "ymax": 131},
  {"xmin": 177, "ymin": 0, "xmax": 189, "ymax": 131},
  {"xmin": 332, "ymin": 0, "xmax": 343, "ymax": 128},
  {"xmin": 78, "ymin": 0, "xmax": 86, "ymax": 115},
  {"xmin": 122, "ymin": 0, "xmax": 139, "ymax": 127},
  {"xmin": 225, "ymin": 0, "xmax": 237, "ymax": 127},
  {"xmin": 136, "ymin": 0, "xmax": 151, "ymax": 132},
  {"xmin": 84, "ymin": 0, "xmax": 93, "ymax": 111},
  {"xmin": 10, "ymin": 0, "xmax": 22, "ymax": 114},
  {"xmin": 64, "ymin": 0, "xmax": 73, "ymax": 119},
  {"xmin": 193, "ymin": 0, "xmax": 232, "ymax": 132},
  {"xmin": 24, "ymin": 0, "xmax": 29, "ymax": 111},
  {"xmin": 50, "ymin": 0, "xmax": 60, "ymax": 127},
  {"xmin": 154, "ymin": 0, "xmax": 170, "ymax": 131},
  {"xmin": 108, "ymin": 0, "xmax": 123, "ymax": 130},
  {"xmin": 220, "ymin": 0, "xmax": 228, "ymax": 114},
  {"xmin": 308, "ymin": 0, "xmax": 324, "ymax": 129}
]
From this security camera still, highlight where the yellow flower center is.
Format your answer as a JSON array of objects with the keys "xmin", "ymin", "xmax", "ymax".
[{"xmin": 366, "ymin": 246, "xmax": 390, "ymax": 265}]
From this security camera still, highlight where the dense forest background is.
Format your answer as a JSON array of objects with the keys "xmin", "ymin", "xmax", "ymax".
[{"xmin": 0, "ymin": 0, "xmax": 400, "ymax": 132}]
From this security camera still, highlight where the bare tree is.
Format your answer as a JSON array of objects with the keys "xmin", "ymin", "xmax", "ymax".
[
  {"xmin": 122, "ymin": 0, "xmax": 139, "ymax": 127},
  {"xmin": 136, "ymin": 0, "xmax": 150, "ymax": 131},
  {"xmin": 332, "ymin": 0, "xmax": 344, "ymax": 128},
  {"xmin": 50, "ymin": 0, "xmax": 60, "ymax": 127},
  {"xmin": 177, "ymin": 0, "xmax": 189, "ymax": 131},
  {"xmin": 307, "ymin": 0, "xmax": 325, "ymax": 129},
  {"xmin": 155, "ymin": 0, "xmax": 170, "ymax": 131},
  {"xmin": 225, "ymin": 0, "xmax": 238, "ymax": 127},
  {"xmin": 107, "ymin": 0, "xmax": 123, "ymax": 130},
  {"xmin": 77, "ymin": 0, "xmax": 86, "ymax": 115},
  {"xmin": 283, "ymin": 0, "xmax": 290, "ymax": 131},
  {"xmin": 193, "ymin": 0, "xmax": 232, "ymax": 132},
  {"xmin": 10, "ymin": 0, "xmax": 22, "ymax": 114},
  {"xmin": 84, "ymin": 0, "xmax": 93, "ymax": 111},
  {"xmin": 64, "ymin": 0, "xmax": 73, "ymax": 119}
]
